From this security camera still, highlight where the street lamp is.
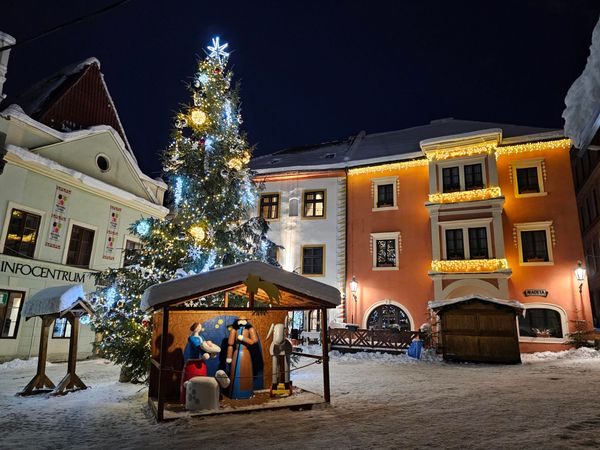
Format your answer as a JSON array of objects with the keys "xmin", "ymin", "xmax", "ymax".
[
  {"xmin": 575, "ymin": 260, "xmax": 586, "ymax": 294},
  {"xmin": 350, "ymin": 276, "xmax": 358, "ymax": 325}
]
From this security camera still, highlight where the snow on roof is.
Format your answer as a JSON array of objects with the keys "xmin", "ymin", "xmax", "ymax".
[
  {"xmin": 563, "ymin": 17, "xmax": 600, "ymax": 151},
  {"xmin": 21, "ymin": 284, "xmax": 91, "ymax": 318},
  {"xmin": 5, "ymin": 58, "xmax": 101, "ymax": 117},
  {"xmin": 428, "ymin": 295, "xmax": 525, "ymax": 314},
  {"xmin": 250, "ymin": 119, "xmax": 558, "ymax": 173},
  {"xmin": 141, "ymin": 260, "xmax": 341, "ymax": 311}
]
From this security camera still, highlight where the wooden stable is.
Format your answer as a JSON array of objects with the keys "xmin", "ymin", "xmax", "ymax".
[
  {"xmin": 19, "ymin": 284, "xmax": 92, "ymax": 396},
  {"xmin": 429, "ymin": 295, "xmax": 524, "ymax": 364},
  {"xmin": 140, "ymin": 261, "xmax": 341, "ymax": 421}
]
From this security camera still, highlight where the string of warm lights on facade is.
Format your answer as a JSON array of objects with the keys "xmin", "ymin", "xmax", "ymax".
[
  {"xmin": 428, "ymin": 186, "xmax": 503, "ymax": 204},
  {"xmin": 424, "ymin": 143, "xmax": 496, "ymax": 161},
  {"xmin": 431, "ymin": 258, "xmax": 509, "ymax": 273},
  {"xmin": 348, "ymin": 158, "xmax": 427, "ymax": 176},
  {"xmin": 495, "ymin": 138, "xmax": 571, "ymax": 158}
]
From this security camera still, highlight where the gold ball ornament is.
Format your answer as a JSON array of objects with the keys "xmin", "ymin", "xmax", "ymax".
[
  {"xmin": 188, "ymin": 224, "xmax": 206, "ymax": 243},
  {"xmin": 226, "ymin": 157, "xmax": 244, "ymax": 171},
  {"xmin": 189, "ymin": 108, "xmax": 207, "ymax": 128}
]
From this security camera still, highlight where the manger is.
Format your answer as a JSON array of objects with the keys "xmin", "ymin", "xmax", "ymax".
[{"xmin": 140, "ymin": 260, "xmax": 341, "ymax": 421}]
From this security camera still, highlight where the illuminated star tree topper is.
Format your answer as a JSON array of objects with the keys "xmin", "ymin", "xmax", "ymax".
[{"xmin": 207, "ymin": 36, "xmax": 229, "ymax": 63}]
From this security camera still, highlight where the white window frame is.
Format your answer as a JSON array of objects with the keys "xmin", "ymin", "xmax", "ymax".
[
  {"xmin": 121, "ymin": 234, "xmax": 142, "ymax": 268},
  {"xmin": 517, "ymin": 303, "xmax": 568, "ymax": 344},
  {"xmin": 371, "ymin": 232, "xmax": 400, "ymax": 271},
  {"xmin": 372, "ymin": 176, "xmax": 398, "ymax": 211},
  {"xmin": 437, "ymin": 156, "xmax": 487, "ymax": 193},
  {"xmin": 61, "ymin": 219, "xmax": 99, "ymax": 269},
  {"xmin": 514, "ymin": 221, "xmax": 554, "ymax": 266},
  {"xmin": 439, "ymin": 218, "xmax": 493, "ymax": 260},
  {"xmin": 0, "ymin": 201, "xmax": 48, "ymax": 261},
  {"xmin": 512, "ymin": 158, "xmax": 547, "ymax": 198}
]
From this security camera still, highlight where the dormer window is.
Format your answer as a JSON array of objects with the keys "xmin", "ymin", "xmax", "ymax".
[{"xmin": 324, "ymin": 153, "xmax": 336, "ymax": 159}]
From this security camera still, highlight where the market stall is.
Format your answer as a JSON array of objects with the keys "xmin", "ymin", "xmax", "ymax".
[{"xmin": 140, "ymin": 260, "xmax": 340, "ymax": 421}]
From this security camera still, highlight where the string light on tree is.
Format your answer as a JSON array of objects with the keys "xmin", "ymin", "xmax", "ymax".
[{"xmin": 90, "ymin": 36, "xmax": 275, "ymax": 382}]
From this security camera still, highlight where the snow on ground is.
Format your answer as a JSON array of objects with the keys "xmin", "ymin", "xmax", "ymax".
[{"xmin": 1, "ymin": 349, "xmax": 600, "ymax": 449}]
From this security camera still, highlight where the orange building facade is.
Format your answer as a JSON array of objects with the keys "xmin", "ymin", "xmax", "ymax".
[{"xmin": 347, "ymin": 129, "xmax": 592, "ymax": 352}]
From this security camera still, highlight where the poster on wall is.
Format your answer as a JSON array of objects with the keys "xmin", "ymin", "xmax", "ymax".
[
  {"xmin": 44, "ymin": 185, "xmax": 71, "ymax": 250},
  {"xmin": 102, "ymin": 205, "xmax": 122, "ymax": 260}
]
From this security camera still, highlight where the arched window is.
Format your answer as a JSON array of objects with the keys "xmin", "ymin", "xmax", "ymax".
[
  {"xmin": 518, "ymin": 307, "xmax": 564, "ymax": 338},
  {"xmin": 367, "ymin": 304, "xmax": 410, "ymax": 330}
]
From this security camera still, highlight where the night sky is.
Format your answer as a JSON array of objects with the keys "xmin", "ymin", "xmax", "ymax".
[{"xmin": 2, "ymin": 1, "xmax": 599, "ymax": 177}]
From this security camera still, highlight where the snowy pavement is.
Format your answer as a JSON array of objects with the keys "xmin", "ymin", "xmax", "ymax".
[{"xmin": 2, "ymin": 348, "xmax": 600, "ymax": 449}]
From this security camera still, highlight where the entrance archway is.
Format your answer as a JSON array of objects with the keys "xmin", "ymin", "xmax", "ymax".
[{"xmin": 365, "ymin": 303, "xmax": 412, "ymax": 330}]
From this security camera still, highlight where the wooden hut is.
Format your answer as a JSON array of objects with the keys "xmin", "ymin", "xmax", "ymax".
[
  {"xmin": 19, "ymin": 284, "xmax": 93, "ymax": 395},
  {"xmin": 429, "ymin": 295, "xmax": 524, "ymax": 364},
  {"xmin": 140, "ymin": 260, "xmax": 340, "ymax": 421}
]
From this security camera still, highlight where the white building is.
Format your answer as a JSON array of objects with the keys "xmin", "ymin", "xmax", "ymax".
[
  {"xmin": 251, "ymin": 139, "xmax": 355, "ymax": 329},
  {"xmin": 0, "ymin": 44, "xmax": 168, "ymax": 361}
]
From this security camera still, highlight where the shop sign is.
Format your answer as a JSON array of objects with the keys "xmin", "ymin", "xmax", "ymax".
[{"xmin": 523, "ymin": 289, "xmax": 548, "ymax": 297}]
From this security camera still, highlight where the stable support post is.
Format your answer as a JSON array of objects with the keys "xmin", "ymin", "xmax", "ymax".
[
  {"xmin": 52, "ymin": 313, "xmax": 87, "ymax": 395},
  {"xmin": 157, "ymin": 306, "xmax": 170, "ymax": 422},
  {"xmin": 320, "ymin": 307, "xmax": 331, "ymax": 403},
  {"xmin": 19, "ymin": 316, "xmax": 55, "ymax": 395}
]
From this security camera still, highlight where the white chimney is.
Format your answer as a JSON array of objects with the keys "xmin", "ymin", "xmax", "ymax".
[{"xmin": 0, "ymin": 31, "xmax": 16, "ymax": 101}]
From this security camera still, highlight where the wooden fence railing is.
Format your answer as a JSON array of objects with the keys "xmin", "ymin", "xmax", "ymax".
[{"xmin": 329, "ymin": 328, "xmax": 420, "ymax": 353}]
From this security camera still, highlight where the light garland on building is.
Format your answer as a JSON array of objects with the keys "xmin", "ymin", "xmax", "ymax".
[
  {"xmin": 348, "ymin": 159, "xmax": 427, "ymax": 176},
  {"xmin": 425, "ymin": 144, "xmax": 496, "ymax": 161},
  {"xmin": 495, "ymin": 138, "xmax": 571, "ymax": 158},
  {"xmin": 431, "ymin": 258, "xmax": 509, "ymax": 273},
  {"xmin": 428, "ymin": 186, "xmax": 502, "ymax": 204}
]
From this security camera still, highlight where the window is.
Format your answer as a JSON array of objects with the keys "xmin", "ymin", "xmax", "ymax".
[
  {"xmin": 66, "ymin": 225, "xmax": 95, "ymax": 267},
  {"xmin": 3, "ymin": 209, "xmax": 41, "ymax": 259},
  {"xmin": 52, "ymin": 318, "xmax": 72, "ymax": 338},
  {"xmin": 516, "ymin": 167, "xmax": 540, "ymax": 194},
  {"xmin": 372, "ymin": 176, "xmax": 398, "ymax": 210},
  {"xmin": 123, "ymin": 238, "xmax": 142, "ymax": 267},
  {"xmin": 367, "ymin": 304, "xmax": 411, "ymax": 330},
  {"xmin": 377, "ymin": 184, "xmax": 394, "ymax": 208},
  {"xmin": 0, "ymin": 290, "xmax": 25, "ymax": 338},
  {"xmin": 371, "ymin": 232, "xmax": 400, "ymax": 269},
  {"xmin": 512, "ymin": 159, "xmax": 545, "ymax": 197},
  {"xmin": 259, "ymin": 193, "xmax": 280, "ymax": 220},
  {"xmin": 376, "ymin": 239, "xmax": 396, "ymax": 267},
  {"xmin": 308, "ymin": 310, "xmax": 320, "ymax": 332},
  {"xmin": 515, "ymin": 222, "xmax": 553, "ymax": 265},
  {"xmin": 518, "ymin": 307, "xmax": 564, "ymax": 339},
  {"xmin": 521, "ymin": 230, "xmax": 548, "ymax": 263},
  {"xmin": 266, "ymin": 244, "xmax": 278, "ymax": 263},
  {"xmin": 468, "ymin": 227, "xmax": 488, "ymax": 259},
  {"xmin": 303, "ymin": 190, "xmax": 325, "ymax": 218},
  {"xmin": 301, "ymin": 245, "xmax": 324, "ymax": 275},
  {"xmin": 442, "ymin": 167, "xmax": 460, "ymax": 192},
  {"xmin": 445, "ymin": 229, "xmax": 464, "ymax": 260},
  {"xmin": 464, "ymin": 164, "xmax": 483, "ymax": 190},
  {"xmin": 288, "ymin": 198, "xmax": 299, "ymax": 217},
  {"xmin": 441, "ymin": 221, "xmax": 492, "ymax": 260}
]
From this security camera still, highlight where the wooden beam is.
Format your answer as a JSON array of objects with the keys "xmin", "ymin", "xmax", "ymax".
[
  {"xmin": 320, "ymin": 307, "xmax": 331, "ymax": 403},
  {"xmin": 52, "ymin": 313, "xmax": 87, "ymax": 395},
  {"xmin": 19, "ymin": 316, "xmax": 55, "ymax": 395},
  {"xmin": 224, "ymin": 291, "xmax": 229, "ymax": 308},
  {"xmin": 157, "ymin": 306, "xmax": 170, "ymax": 422}
]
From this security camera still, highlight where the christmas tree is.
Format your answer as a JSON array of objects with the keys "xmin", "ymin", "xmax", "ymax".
[{"xmin": 90, "ymin": 37, "xmax": 277, "ymax": 382}]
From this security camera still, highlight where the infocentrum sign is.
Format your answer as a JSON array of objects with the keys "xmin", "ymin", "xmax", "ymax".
[{"xmin": 0, "ymin": 256, "xmax": 93, "ymax": 284}]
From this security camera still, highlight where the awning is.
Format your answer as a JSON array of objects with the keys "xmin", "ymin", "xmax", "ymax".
[{"xmin": 21, "ymin": 284, "xmax": 93, "ymax": 318}]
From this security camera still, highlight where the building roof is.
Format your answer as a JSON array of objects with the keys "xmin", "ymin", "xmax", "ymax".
[
  {"xmin": 428, "ymin": 295, "xmax": 525, "ymax": 314},
  {"xmin": 21, "ymin": 284, "xmax": 93, "ymax": 318},
  {"xmin": 141, "ymin": 260, "xmax": 341, "ymax": 311},
  {"xmin": 2, "ymin": 57, "xmax": 134, "ymax": 157},
  {"xmin": 250, "ymin": 118, "xmax": 560, "ymax": 173}
]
